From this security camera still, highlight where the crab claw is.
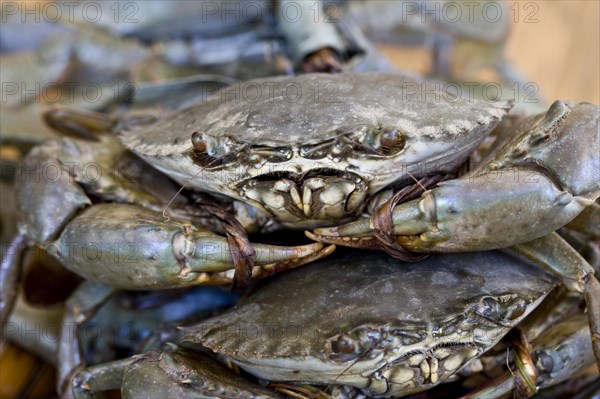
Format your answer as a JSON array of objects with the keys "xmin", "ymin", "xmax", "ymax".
[
  {"xmin": 49, "ymin": 203, "xmax": 333, "ymax": 290},
  {"xmin": 310, "ymin": 171, "xmax": 596, "ymax": 253},
  {"xmin": 307, "ymin": 175, "xmax": 443, "ymax": 260},
  {"xmin": 306, "ymin": 206, "xmax": 430, "ymax": 252},
  {"xmin": 306, "ymin": 200, "xmax": 431, "ymax": 256}
]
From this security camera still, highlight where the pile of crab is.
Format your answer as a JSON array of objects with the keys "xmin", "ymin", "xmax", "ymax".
[{"xmin": 2, "ymin": 72, "xmax": 599, "ymax": 398}]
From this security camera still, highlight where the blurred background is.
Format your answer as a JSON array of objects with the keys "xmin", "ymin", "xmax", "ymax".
[
  {"xmin": 377, "ymin": 0, "xmax": 599, "ymax": 103},
  {"xmin": 2, "ymin": 0, "xmax": 598, "ymax": 101}
]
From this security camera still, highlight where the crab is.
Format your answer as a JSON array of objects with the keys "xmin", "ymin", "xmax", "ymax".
[
  {"xmin": 186, "ymin": 249, "xmax": 560, "ymax": 397},
  {"xmin": 308, "ymin": 99, "xmax": 600, "ymax": 366},
  {"xmin": 7, "ymin": 251, "xmax": 593, "ymax": 398},
  {"xmin": 13, "ymin": 72, "xmax": 510, "ymax": 296},
  {"xmin": 62, "ymin": 249, "xmax": 593, "ymax": 398}
]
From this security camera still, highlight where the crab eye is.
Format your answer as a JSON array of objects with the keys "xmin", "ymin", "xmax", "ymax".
[
  {"xmin": 380, "ymin": 128, "xmax": 404, "ymax": 149},
  {"xmin": 475, "ymin": 295, "xmax": 527, "ymax": 325},
  {"xmin": 191, "ymin": 131, "xmax": 207, "ymax": 153},
  {"xmin": 500, "ymin": 297, "xmax": 527, "ymax": 321},
  {"xmin": 475, "ymin": 296, "xmax": 500, "ymax": 320},
  {"xmin": 535, "ymin": 350, "xmax": 555, "ymax": 374},
  {"xmin": 355, "ymin": 126, "xmax": 406, "ymax": 156},
  {"xmin": 330, "ymin": 335, "xmax": 359, "ymax": 362},
  {"xmin": 189, "ymin": 132, "xmax": 241, "ymax": 168},
  {"xmin": 331, "ymin": 336, "xmax": 356, "ymax": 354}
]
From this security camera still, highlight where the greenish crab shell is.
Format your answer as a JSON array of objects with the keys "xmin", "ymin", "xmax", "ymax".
[
  {"xmin": 121, "ymin": 73, "xmax": 512, "ymax": 228},
  {"xmin": 185, "ymin": 250, "xmax": 557, "ymax": 397}
]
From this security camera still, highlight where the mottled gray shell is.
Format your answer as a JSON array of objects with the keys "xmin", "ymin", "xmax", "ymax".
[
  {"xmin": 186, "ymin": 250, "xmax": 556, "ymax": 395},
  {"xmin": 189, "ymin": 250, "xmax": 555, "ymax": 355},
  {"xmin": 123, "ymin": 72, "xmax": 510, "ymax": 151}
]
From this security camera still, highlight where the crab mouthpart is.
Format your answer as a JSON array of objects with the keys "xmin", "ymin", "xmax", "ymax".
[{"xmin": 239, "ymin": 170, "xmax": 368, "ymax": 224}]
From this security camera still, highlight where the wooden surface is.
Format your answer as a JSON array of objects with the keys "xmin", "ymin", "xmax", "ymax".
[
  {"xmin": 0, "ymin": 342, "xmax": 56, "ymax": 399},
  {"xmin": 506, "ymin": 0, "xmax": 599, "ymax": 103},
  {"xmin": 378, "ymin": 0, "xmax": 600, "ymax": 103}
]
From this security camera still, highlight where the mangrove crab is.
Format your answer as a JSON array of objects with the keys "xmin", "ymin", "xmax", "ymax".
[
  {"xmin": 14, "ymin": 72, "xmax": 510, "ymax": 294},
  {"xmin": 63, "ymin": 249, "xmax": 598, "ymax": 398},
  {"xmin": 186, "ymin": 250, "xmax": 561, "ymax": 397}
]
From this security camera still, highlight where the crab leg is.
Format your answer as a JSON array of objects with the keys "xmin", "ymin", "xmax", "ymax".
[
  {"xmin": 512, "ymin": 233, "xmax": 600, "ymax": 368},
  {"xmin": 70, "ymin": 358, "xmax": 134, "ymax": 399},
  {"xmin": 69, "ymin": 347, "xmax": 279, "ymax": 399},
  {"xmin": 558, "ymin": 227, "xmax": 600, "ymax": 274},
  {"xmin": 462, "ymin": 314, "xmax": 594, "ymax": 399},
  {"xmin": 565, "ymin": 201, "xmax": 600, "ymax": 237},
  {"xmin": 57, "ymin": 281, "xmax": 116, "ymax": 397},
  {"xmin": 0, "ymin": 235, "xmax": 25, "ymax": 325}
]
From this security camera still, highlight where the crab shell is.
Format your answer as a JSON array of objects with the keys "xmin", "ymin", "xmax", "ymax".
[
  {"xmin": 185, "ymin": 250, "xmax": 557, "ymax": 397},
  {"xmin": 121, "ymin": 73, "xmax": 512, "ymax": 228}
]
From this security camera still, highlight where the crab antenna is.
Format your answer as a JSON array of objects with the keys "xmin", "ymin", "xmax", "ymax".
[
  {"xmin": 162, "ymin": 183, "xmax": 190, "ymax": 222},
  {"xmin": 161, "ymin": 155, "xmax": 223, "ymax": 221}
]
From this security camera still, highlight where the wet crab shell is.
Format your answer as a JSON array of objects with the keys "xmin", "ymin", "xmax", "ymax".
[
  {"xmin": 184, "ymin": 250, "xmax": 557, "ymax": 397},
  {"xmin": 121, "ymin": 73, "xmax": 512, "ymax": 227}
]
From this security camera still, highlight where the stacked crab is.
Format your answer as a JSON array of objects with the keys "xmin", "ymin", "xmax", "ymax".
[{"xmin": 3, "ymin": 72, "xmax": 599, "ymax": 398}]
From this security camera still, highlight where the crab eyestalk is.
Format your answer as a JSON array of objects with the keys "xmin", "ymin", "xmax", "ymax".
[{"xmin": 190, "ymin": 130, "xmax": 241, "ymax": 162}]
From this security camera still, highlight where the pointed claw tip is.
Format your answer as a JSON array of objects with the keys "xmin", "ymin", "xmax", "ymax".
[
  {"xmin": 305, "ymin": 231, "xmax": 342, "ymax": 249},
  {"xmin": 322, "ymin": 244, "xmax": 336, "ymax": 255},
  {"xmin": 312, "ymin": 226, "xmax": 340, "ymax": 236},
  {"xmin": 304, "ymin": 230, "xmax": 320, "ymax": 241},
  {"xmin": 285, "ymin": 241, "xmax": 324, "ymax": 258}
]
